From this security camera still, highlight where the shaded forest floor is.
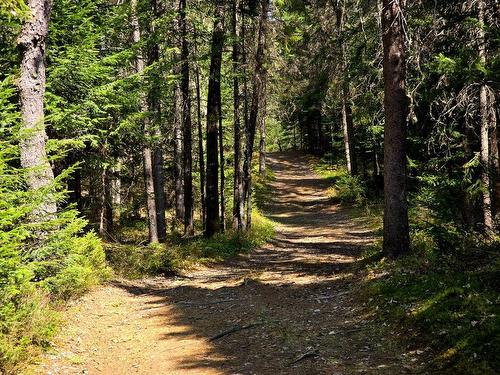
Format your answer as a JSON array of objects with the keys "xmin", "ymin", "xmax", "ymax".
[{"xmin": 31, "ymin": 152, "xmax": 424, "ymax": 374}]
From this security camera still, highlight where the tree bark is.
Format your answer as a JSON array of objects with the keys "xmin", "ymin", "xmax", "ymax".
[
  {"xmin": 478, "ymin": 0, "xmax": 493, "ymax": 233},
  {"xmin": 173, "ymin": 60, "xmax": 185, "ymax": 222},
  {"xmin": 194, "ymin": 42, "xmax": 206, "ymax": 231},
  {"xmin": 99, "ymin": 165, "xmax": 113, "ymax": 238},
  {"xmin": 337, "ymin": 0, "xmax": 357, "ymax": 175},
  {"xmin": 381, "ymin": 0, "xmax": 410, "ymax": 258},
  {"xmin": 180, "ymin": 0, "xmax": 194, "ymax": 235},
  {"xmin": 219, "ymin": 100, "xmax": 226, "ymax": 231},
  {"xmin": 18, "ymin": 0, "xmax": 57, "ymax": 219},
  {"xmin": 241, "ymin": 7, "xmax": 250, "ymax": 227},
  {"xmin": 489, "ymin": 93, "xmax": 500, "ymax": 216},
  {"xmin": 149, "ymin": 0, "xmax": 167, "ymax": 241},
  {"xmin": 131, "ymin": 0, "xmax": 158, "ymax": 243},
  {"xmin": 232, "ymin": 0, "xmax": 244, "ymax": 231},
  {"xmin": 242, "ymin": 0, "xmax": 269, "ymax": 230},
  {"xmin": 205, "ymin": 0, "xmax": 225, "ymax": 237},
  {"xmin": 111, "ymin": 162, "xmax": 121, "ymax": 222},
  {"xmin": 259, "ymin": 88, "xmax": 267, "ymax": 176}
]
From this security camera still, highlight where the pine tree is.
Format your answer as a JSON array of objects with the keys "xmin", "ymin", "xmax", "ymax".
[{"xmin": 381, "ymin": 0, "xmax": 409, "ymax": 258}]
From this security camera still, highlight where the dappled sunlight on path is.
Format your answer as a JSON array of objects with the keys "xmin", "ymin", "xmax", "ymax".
[{"xmin": 35, "ymin": 152, "xmax": 411, "ymax": 375}]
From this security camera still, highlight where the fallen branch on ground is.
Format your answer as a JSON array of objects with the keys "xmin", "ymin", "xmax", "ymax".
[
  {"xmin": 289, "ymin": 348, "xmax": 319, "ymax": 365},
  {"xmin": 176, "ymin": 298, "xmax": 237, "ymax": 305},
  {"xmin": 209, "ymin": 322, "xmax": 262, "ymax": 341}
]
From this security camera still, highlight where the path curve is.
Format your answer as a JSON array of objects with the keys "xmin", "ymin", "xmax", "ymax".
[{"xmin": 35, "ymin": 152, "xmax": 409, "ymax": 375}]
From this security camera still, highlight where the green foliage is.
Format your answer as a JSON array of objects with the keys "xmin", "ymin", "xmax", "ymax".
[
  {"xmin": 0, "ymin": 78, "xmax": 109, "ymax": 372},
  {"xmin": 313, "ymin": 157, "xmax": 366, "ymax": 206}
]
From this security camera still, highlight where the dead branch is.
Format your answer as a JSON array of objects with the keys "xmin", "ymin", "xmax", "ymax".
[{"xmin": 209, "ymin": 322, "xmax": 261, "ymax": 341}]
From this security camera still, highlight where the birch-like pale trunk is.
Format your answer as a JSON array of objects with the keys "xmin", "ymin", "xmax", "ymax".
[{"xmin": 18, "ymin": 0, "xmax": 57, "ymax": 219}]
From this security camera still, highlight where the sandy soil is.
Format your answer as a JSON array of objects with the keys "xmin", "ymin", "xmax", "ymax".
[{"xmin": 32, "ymin": 152, "xmax": 416, "ymax": 375}]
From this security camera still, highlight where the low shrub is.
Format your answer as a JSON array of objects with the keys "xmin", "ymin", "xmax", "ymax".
[{"xmin": 312, "ymin": 158, "xmax": 366, "ymax": 206}]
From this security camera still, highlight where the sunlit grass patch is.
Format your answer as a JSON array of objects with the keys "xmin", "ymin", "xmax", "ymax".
[
  {"xmin": 310, "ymin": 156, "xmax": 367, "ymax": 206},
  {"xmin": 107, "ymin": 209, "xmax": 276, "ymax": 278}
]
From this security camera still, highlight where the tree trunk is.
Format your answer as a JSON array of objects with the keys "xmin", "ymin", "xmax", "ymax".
[
  {"xmin": 205, "ymin": 0, "xmax": 225, "ymax": 237},
  {"xmin": 242, "ymin": 0, "xmax": 269, "ymax": 230},
  {"xmin": 219, "ymin": 100, "xmax": 226, "ymax": 231},
  {"xmin": 173, "ymin": 61, "xmax": 185, "ymax": 222},
  {"xmin": 337, "ymin": 0, "xmax": 357, "ymax": 175},
  {"xmin": 18, "ymin": 0, "xmax": 57, "ymax": 219},
  {"xmin": 259, "ymin": 90, "xmax": 267, "ymax": 176},
  {"xmin": 99, "ymin": 165, "xmax": 113, "ymax": 238},
  {"xmin": 489, "ymin": 93, "xmax": 500, "ymax": 216},
  {"xmin": 149, "ymin": 0, "xmax": 167, "ymax": 241},
  {"xmin": 381, "ymin": 0, "xmax": 410, "ymax": 258},
  {"xmin": 232, "ymin": 0, "xmax": 244, "ymax": 231},
  {"xmin": 241, "ymin": 7, "xmax": 250, "ymax": 227},
  {"xmin": 153, "ymin": 135, "xmax": 166, "ymax": 241},
  {"xmin": 111, "ymin": 162, "xmax": 121, "ymax": 222},
  {"xmin": 478, "ymin": 0, "xmax": 493, "ymax": 233},
  {"xmin": 180, "ymin": 0, "xmax": 194, "ymax": 236},
  {"xmin": 194, "ymin": 43, "xmax": 206, "ymax": 231},
  {"xmin": 131, "ymin": 0, "xmax": 158, "ymax": 243}
]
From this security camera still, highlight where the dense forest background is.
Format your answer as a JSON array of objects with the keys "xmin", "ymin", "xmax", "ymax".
[{"xmin": 0, "ymin": 0, "xmax": 499, "ymax": 373}]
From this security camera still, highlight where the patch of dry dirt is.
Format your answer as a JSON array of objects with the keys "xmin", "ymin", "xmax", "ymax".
[{"xmin": 31, "ymin": 152, "xmax": 414, "ymax": 375}]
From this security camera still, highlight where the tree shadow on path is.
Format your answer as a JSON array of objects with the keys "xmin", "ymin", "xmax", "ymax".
[{"xmin": 107, "ymin": 152, "xmax": 410, "ymax": 374}]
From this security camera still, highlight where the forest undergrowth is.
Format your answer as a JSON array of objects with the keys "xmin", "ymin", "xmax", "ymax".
[
  {"xmin": 0, "ymin": 158, "xmax": 275, "ymax": 374},
  {"xmin": 313, "ymin": 155, "xmax": 500, "ymax": 374}
]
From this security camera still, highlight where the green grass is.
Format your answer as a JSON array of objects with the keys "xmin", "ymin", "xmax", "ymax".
[
  {"xmin": 108, "ymin": 167, "xmax": 277, "ymax": 279},
  {"xmin": 362, "ymin": 237, "xmax": 500, "ymax": 374},
  {"xmin": 107, "ymin": 209, "xmax": 276, "ymax": 278},
  {"xmin": 310, "ymin": 156, "xmax": 367, "ymax": 206},
  {"xmin": 309, "ymin": 155, "xmax": 500, "ymax": 373}
]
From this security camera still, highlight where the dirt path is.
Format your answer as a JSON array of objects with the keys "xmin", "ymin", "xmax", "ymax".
[{"xmin": 33, "ymin": 152, "xmax": 412, "ymax": 375}]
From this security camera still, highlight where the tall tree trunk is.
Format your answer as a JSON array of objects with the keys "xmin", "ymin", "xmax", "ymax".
[
  {"xmin": 489, "ymin": 93, "xmax": 500, "ymax": 216},
  {"xmin": 180, "ymin": 0, "xmax": 194, "ymax": 235},
  {"xmin": 153, "ymin": 133, "xmax": 166, "ymax": 240},
  {"xmin": 131, "ymin": 0, "xmax": 158, "ymax": 243},
  {"xmin": 232, "ymin": 0, "xmax": 244, "ymax": 231},
  {"xmin": 381, "ymin": 0, "xmax": 410, "ymax": 258},
  {"xmin": 194, "ymin": 43, "xmax": 206, "ymax": 231},
  {"xmin": 149, "ymin": 0, "xmax": 167, "ymax": 241},
  {"xmin": 478, "ymin": 0, "xmax": 493, "ymax": 233},
  {"xmin": 173, "ymin": 69, "xmax": 185, "ymax": 223},
  {"xmin": 99, "ymin": 165, "xmax": 113, "ymax": 238},
  {"xmin": 337, "ymin": 0, "xmax": 357, "ymax": 175},
  {"xmin": 219, "ymin": 100, "xmax": 226, "ymax": 231},
  {"xmin": 241, "ymin": 7, "xmax": 250, "ymax": 226},
  {"xmin": 205, "ymin": 0, "xmax": 225, "ymax": 237},
  {"xmin": 259, "ymin": 90, "xmax": 267, "ymax": 176},
  {"xmin": 18, "ymin": 0, "xmax": 57, "ymax": 219},
  {"xmin": 111, "ymin": 162, "xmax": 121, "ymax": 222},
  {"xmin": 218, "ymin": 82, "xmax": 227, "ymax": 234},
  {"xmin": 242, "ymin": 0, "xmax": 269, "ymax": 230}
]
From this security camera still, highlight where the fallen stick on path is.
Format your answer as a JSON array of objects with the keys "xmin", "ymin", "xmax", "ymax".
[
  {"xmin": 176, "ymin": 298, "xmax": 237, "ymax": 306},
  {"xmin": 289, "ymin": 348, "xmax": 319, "ymax": 365},
  {"xmin": 209, "ymin": 322, "xmax": 261, "ymax": 341}
]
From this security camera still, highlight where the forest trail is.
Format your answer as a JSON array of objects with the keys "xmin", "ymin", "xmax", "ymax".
[{"xmin": 34, "ymin": 152, "xmax": 411, "ymax": 375}]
